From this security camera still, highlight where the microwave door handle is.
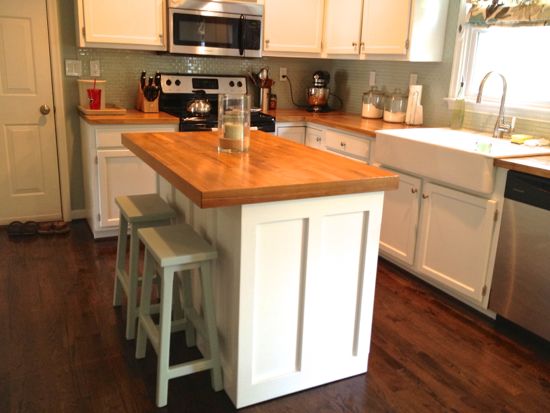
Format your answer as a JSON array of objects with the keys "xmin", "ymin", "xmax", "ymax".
[{"xmin": 238, "ymin": 15, "xmax": 245, "ymax": 56}]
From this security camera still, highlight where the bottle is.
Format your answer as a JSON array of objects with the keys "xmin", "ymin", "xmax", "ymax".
[
  {"xmin": 269, "ymin": 93, "xmax": 277, "ymax": 110},
  {"xmin": 450, "ymin": 81, "xmax": 465, "ymax": 129}
]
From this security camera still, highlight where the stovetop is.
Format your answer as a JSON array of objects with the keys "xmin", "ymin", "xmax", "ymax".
[{"xmin": 158, "ymin": 73, "xmax": 276, "ymax": 132}]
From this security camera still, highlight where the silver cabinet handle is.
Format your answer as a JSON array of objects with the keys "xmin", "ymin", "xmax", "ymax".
[
  {"xmin": 40, "ymin": 104, "xmax": 51, "ymax": 115},
  {"xmin": 411, "ymin": 188, "xmax": 418, "ymax": 194}
]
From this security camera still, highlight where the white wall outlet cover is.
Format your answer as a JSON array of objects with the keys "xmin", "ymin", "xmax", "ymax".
[
  {"xmin": 65, "ymin": 59, "xmax": 82, "ymax": 77},
  {"xmin": 90, "ymin": 60, "xmax": 101, "ymax": 77},
  {"xmin": 369, "ymin": 71, "xmax": 376, "ymax": 87},
  {"xmin": 280, "ymin": 67, "xmax": 287, "ymax": 81},
  {"xmin": 409, "ymin": 73, "xmax": 418, "ymax": 86}
]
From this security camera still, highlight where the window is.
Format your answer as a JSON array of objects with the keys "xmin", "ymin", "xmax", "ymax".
[{"xmin": 451, "ymin": 7, "xmax": 550, "ymax": 115}]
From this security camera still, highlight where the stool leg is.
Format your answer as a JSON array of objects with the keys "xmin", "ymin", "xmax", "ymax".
[
  {"xmin": 113, "ymin": 214, "xmax": 128, "ymax": 307},
  {"xmin": 200, "ymin": 261, "xmax": 223, "ymax": 392},
  {"xmin": 181, "ymin": 271, "xmax": 196, "ymax": 347},
  {"xmin": 157, "ymin": 267, "xmax": 174, "ymax": 408},
  {"xmin": 136, "ymin": 249, "xmax": 155, "ymax": 360},
  {"xmin": 125, "ymin": 225, "xmax": 140, "ymax": 340}
]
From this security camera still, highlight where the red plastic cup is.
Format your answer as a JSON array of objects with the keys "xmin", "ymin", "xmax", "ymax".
[{"xmin": 87, "ymin": 88, "xmax": 102, "ymax": 109}]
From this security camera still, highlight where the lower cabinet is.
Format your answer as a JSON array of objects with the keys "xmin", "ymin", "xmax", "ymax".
[
  {"xmin": 81, "ymin": 120, "xmax": 178, "ymax": 238},
  {"xmin": 276, "ymin": 123, "xmax": 306, "ymax": 144},
  {"xmin": 379, "ymin": 168, "xmax": 498, "ymax": 306}
]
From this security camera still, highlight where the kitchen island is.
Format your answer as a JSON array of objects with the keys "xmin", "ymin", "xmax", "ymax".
[{"xmin": 122, "ymin": 130, "xmax": 398, "ymax": 408}]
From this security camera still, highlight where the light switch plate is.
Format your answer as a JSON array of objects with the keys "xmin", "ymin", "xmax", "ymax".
[
  {"xmin": 90, "ymin": 60, "xmax": 101, "ymax": 77},
  {"xmin": 65, "ymin": 59, "xmax": 82, "ymax": 77}
]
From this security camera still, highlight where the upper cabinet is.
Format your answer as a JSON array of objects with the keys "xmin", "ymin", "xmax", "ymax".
[
  {"xmin": 263, "ymin": 0, "xmax": 324, "ymax": 54},
  {"xmin": 75, "ymin": 0, "xmax": 167, "ymax": 51},
  {"xmin": 265, "ymin": 0, "xmax": 449, "ymax": 62}
]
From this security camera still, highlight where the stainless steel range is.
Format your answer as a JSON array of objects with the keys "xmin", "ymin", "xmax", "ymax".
[{"xmin": 158, "ymin": 73, "xmax": 275, "ymax": 132}]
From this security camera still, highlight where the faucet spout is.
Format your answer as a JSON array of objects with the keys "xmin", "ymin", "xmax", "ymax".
[{"xmin": 476, "ymin": 71, "xmax": 511, "ymax": 139}]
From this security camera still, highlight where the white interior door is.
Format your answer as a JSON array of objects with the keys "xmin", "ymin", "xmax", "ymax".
[{"xmin": 0, "ymin": 0, "xmax": 61, "ymax": 224}]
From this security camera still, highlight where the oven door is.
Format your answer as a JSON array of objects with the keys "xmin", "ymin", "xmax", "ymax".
[{"xmin": 169, "ymin": 9, "xmax": 262, "ymax": 57}]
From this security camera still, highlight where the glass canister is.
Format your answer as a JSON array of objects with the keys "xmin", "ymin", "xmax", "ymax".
[
  {"xmin": 218, "ymin": 94, "xmax": 251, "ymax": 153},
  {"xmin": 383, "ymin": 88, "xmax": 407, "ymax": 123},
  {"xmin": 361, "ymin": 86, "xmax": 384, "ymax": 119}
]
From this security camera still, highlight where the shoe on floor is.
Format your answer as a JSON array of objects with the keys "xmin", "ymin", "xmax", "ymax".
[
  {"xmin": 7, "ymin": 221, "xmax": 38, "ymax": 237},
  {"xmin": 38, "ymin": 221, "xmax": 70, "ymax": 235}
]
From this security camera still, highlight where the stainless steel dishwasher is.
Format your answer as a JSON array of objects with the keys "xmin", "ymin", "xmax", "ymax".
[{"xmin": 489, "ymin": 170, "xmax": 550, "ymax": 341}]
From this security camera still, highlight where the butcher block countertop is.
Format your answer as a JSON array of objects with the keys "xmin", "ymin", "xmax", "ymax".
[
  {"xmin": 122, "ymin": 130, "xmax": 399, "ymax": 208},
  {"xmin": 79, "ymin": 108, "xmax": 179, "ymax": 125},
  {"xmin": 494, "ymin": 155, "xmax": 550, "ymax": 179},
  {"xmin": 265, "ymin": 108, "xmax": 416, "ymax": 137}
]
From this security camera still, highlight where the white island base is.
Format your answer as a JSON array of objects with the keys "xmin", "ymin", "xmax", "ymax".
[{"xmin": 158, "ymin": 177, "xmax": 385, "ymax": 408}]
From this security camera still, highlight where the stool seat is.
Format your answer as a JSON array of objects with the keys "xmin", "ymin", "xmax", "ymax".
[
  {"xmin": 138, "ymin": 225, "xmax": 217, "ymax": 267},
  {"xmin": 115, "ymin": 194, "xmax": 176, "ymax": 223},
  {"xmin": 136, "ymin": 223, "xmax": 223, "ymax": 407}
]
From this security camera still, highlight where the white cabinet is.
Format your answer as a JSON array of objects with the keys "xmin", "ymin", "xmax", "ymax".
[
  {"xmin": 80, "ymin": 120, "xmax": 178, "ymax": 238},
  {"xmin": 263, "ymin": 0, "xmax": 324, "ymax": 54},
  {"xmin": 415, "ymin": 183, "xmax": 497, "ymax": 303},
  {"xmin": 75, "ymin": 0, "xmax": 166, "ymax": 51},
  {"xmin": 379, "ymin": 169, "xmax": 421, "ymax": 266},
  {"xmin": 324, "ymin": 0, "xmax": 363, "ymax": 55},
  {"xmin": 305, "ymin": 126, "xmax": 326, "ymax": 150},
  {"xmin": 324, "ymin": 129, "xmax": 371, "ymax": 162},
  {"xmin": 378, "ymin": 166, "xmax": 499, "ymax": 307},
  {"xmin": 276, "ymin": 124, "xmax": 306, "ymax": 144},
  {"xmin": 361, "ymin": 0, "xmax": 411, "ymax": 55}
]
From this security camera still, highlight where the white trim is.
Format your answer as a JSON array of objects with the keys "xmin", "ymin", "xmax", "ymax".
[
  {"xmin": 71, "ymin": 209, "xmax": 88, "ymax": 220},
  {"xmin": 46, "ymin": 0, "xmax": 72, "ymax": 222}
]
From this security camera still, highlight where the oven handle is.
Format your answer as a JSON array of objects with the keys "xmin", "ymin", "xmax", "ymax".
[{"xmin": 238, "ymin": 14, "xmax": 246, "ymax": 56}]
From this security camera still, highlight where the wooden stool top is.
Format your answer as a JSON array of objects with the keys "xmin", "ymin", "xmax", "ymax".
[
  {"xmin": 115, "ymin": 194, "xmax": 176, "ymax": 223},
  {"xmin": 138, "ymin": 224, "xmax": 217, "ymax": 267}
]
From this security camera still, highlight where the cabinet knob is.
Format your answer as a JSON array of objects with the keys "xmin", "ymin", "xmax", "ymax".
[
  {"xmin": 265, "ymin": 39, "xmax": 270, "ymax": 48},
  {"xmin": 411, "ymin": 188, "xmax": 418, "ymax": 194},
  {"xmin": 422, "ymin": 193, "xmax": 429, "ymax": 199},
  {"xmin": 352, "ymin": 42, "xmax": 357, "ymax": 47},
  {"xmin": 316, "ymin": 136, "xmax": 322, "ymax": 142},
  {"xmin": 340, "ymin": 141, "xmax": 346, "ymax": 148}
]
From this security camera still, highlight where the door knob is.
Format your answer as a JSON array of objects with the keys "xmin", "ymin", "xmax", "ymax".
[{"xmin": 40, "ymin": 104, "xmax": 51, "ymax": 115}]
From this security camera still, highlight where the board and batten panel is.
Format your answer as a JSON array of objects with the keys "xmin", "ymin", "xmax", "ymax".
[{"xmin": 237, "ymin": 192, "xmax": 384, "ymax": 408}]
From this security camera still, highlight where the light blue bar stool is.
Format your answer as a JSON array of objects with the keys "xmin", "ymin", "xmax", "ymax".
[
  {"xmin": 135, "ymin": 223, "xmax": 223, "ymax": 407},
  {"xmin": 113, "ymin": 194, "xmax": 176, "ymax": 340}
]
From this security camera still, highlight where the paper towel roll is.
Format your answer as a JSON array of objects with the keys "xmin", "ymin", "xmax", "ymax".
[{"xmin": 406, "ymin": 85, "xmax": 423, "ymax": 125}]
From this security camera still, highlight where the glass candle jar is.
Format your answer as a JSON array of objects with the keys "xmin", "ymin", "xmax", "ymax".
[
  {"xmin": 361, "ymin": 86, "xmax": 384, "ymax": 119},
  {"xmin": 383, "ymin": 88, "xmax": 407, "ymax": 123},
  {"xmin": 218, "ymin": 94, "xmax": 251, "ymax": 153}
]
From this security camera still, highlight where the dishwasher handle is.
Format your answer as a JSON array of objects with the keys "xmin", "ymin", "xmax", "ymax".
[{"xmin": 505, "ymin": 171, "xmax": 550, "ymax": 211}]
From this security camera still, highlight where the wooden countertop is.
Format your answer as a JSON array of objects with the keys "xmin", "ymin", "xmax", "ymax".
[
  {"xmin": 266, "ymin": 108, "xmax": 416, "ymax": 137},
  {"xmin": 122, "ymin": 130, "xmax": 399, "ymax": 208},
  {"xmin": 79, "ymin": 108, "xmax": 179, "ymax": 125},
  {"xmin": 495, "ymin": 155, "xmax": 550, "ymax": 179}
]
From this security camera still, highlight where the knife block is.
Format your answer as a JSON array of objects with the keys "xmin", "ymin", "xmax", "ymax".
[{"xmin": 136, "ymin": 83, "xmax": 159, "ymax": 113}]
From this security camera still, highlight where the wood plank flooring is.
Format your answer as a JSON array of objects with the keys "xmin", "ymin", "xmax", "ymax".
[{"xmin": 0, "ymin": 220, "xmax": 548, "ymax": 412}]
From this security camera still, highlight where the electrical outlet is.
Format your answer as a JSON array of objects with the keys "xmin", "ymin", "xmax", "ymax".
[
  {"xmin": 65, "ymin": 59, "xmax": 82, "ymax": 77},
  {"xmin": 90, "ymin": 60, "xmax": 101, "ymax": 77},
  {"xmin": 409, "ymin": 73, "xmax": 418, "ymax": 86},
  {"xmin": 280, "ymin": 67, "xmax": 288, "ymax": 81}
]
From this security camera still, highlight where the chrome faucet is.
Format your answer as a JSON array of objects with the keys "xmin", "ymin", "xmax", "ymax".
[{"xmin": 476, "ymin": 71, "xmax": 514, "ymax": 139}]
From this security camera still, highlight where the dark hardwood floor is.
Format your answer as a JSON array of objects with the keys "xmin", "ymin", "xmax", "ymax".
[{"xmin": 1, "ymin": 220, "xmax": 548, "ymax": 412}]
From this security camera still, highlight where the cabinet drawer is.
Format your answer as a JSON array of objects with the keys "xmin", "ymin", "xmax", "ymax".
[
  {"xmin": 325, "ymin": 130, "xmax": 370, "ymax": 161},
  {"xmin": 95, "ymin": 124, "xmax": 178, "ymax": 148},
  {"xmin": 96, "ymin": 130, "xmax": 123, "ymax": 148}
]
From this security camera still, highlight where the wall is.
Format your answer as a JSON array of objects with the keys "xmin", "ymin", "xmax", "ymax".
[{"xmin": 60, "ymin": 0, "xmax": 460, "ymax": 214}]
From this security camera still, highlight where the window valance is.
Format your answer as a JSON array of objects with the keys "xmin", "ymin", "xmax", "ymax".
[{"xmin": 467, "ymin": 0, "xmax": 550, "ymax": 26}]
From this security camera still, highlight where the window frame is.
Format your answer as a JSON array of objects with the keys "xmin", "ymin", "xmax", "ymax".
[{"xmin": 448, "ymin": 1, "xmax": 550, "ymax": 120}]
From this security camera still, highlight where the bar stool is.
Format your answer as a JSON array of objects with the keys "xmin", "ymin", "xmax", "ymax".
[
  {"xmin": 135, "ymin": 223, "xmax": 223, "ymax": 407},
  {"xmin": 113, "ymin": 194, "xmax": 176, "ymax": 340}
]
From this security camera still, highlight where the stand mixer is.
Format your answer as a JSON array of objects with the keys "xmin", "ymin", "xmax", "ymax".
[{"xmin": 307, "ymin": 71, "xmax": 331, "ymax": 112}]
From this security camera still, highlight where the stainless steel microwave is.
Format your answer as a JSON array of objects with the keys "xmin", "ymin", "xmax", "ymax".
[{"xmin": 168, "ymin": 0, "xmax": 263, "ymax": 58}]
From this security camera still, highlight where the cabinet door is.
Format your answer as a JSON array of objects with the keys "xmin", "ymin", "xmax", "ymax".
[
  {"xmin": 379, "ymin": 170, "xmax": 421, "ymax": 266},
  {"xmin": 416, "ymin": 183, "xmax": 497, "ymax": 303},
  {"xmin": 97, "ymin": 149, "xmax": 157, "ymax": 228},
  {"xmin": 276, "ymin": 126, "xmax": 306, "ymax": 144},
  {"xmin": 325, "ymin": 130, "xmax": 370, "ymax": 162},
  {"xmin": 305, "ymin": 127, "xmax": 326, "ymax": 150},
  {"xmin": 324, "ymin": 0, "xmax": 363, "ymax": 55},
  {"xmin": 263, "ymin": 0, "xmax": 324, "ymax": 53},
  {"xmin": 361, "ymin": 0, "xmax": 411, "ymax": 55},
  {"xmin": 78, "ymin": 0, "xmax": 166, "ymax": 50}
]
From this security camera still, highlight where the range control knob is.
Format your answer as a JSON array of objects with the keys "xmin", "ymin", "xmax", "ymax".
[
  {"xmin": 237, "ymin": 81, "xmax": 243, "ymax": 87},
  {"xmin": 166, "ymin": 79, "xmax": 172, "ymax": 86},
  {"xmin": 229, "ymin": 81, "xmax": 235, "ymax": 87},
  {"xmin": 175, "ymin": 79, "xmax": 181, "ymax": 86}
]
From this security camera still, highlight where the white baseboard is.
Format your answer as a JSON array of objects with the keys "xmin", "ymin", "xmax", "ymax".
[{"xmin": 71, "ymin": 209, "xmax": 87, "ymax": 220}]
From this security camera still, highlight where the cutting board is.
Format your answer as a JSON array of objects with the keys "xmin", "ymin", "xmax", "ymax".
[{"xmin": 78, "ymin": 104, "xmax": 127, "ymax": 116}]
